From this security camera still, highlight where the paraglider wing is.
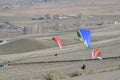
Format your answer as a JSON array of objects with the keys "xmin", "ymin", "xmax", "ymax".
[
  {"xmin": 77, "ymin": 29, "xmax": 91, "ymax": 48},
  {"xmin": 52, "ymin": 37, "xmax": 62, "ymax": 49},
  {"xmin": 92, "ymin": 49, "xmax": 102, "ymax": 60}
]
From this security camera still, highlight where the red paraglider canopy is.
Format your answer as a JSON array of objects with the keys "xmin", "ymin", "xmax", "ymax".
[
  {"xmin": 92, "ymin": 49, "xmax": 102, "ymax": 60},
  {"xmin": 52, "ymin": 37, "xmax": 63, "ymax": 49}
]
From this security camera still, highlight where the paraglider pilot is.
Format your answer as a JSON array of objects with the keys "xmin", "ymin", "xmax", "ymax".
[{"xmin": 81, "ymin": 64, "xmax": 86, "ymax": 70}]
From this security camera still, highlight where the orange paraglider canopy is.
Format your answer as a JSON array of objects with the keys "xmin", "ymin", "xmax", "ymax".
[
  {"xmin": 52, "ymin": 37, "xmax": 63, "ymax": 49},
  {"xmin": 92, "ymin": 49, "xmax": 102, "ymax": 60}
]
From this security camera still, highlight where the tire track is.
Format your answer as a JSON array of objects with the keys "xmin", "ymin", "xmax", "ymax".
[{"xmin": 7, "ymin": 56, "xmax": 120, "ymax": 66}]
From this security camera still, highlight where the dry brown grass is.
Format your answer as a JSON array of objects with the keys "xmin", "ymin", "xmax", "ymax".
[
  {"xmin": 69, "ymin": 69, "xmax": 92, "ymax": 78},
  {"xmin": 42, "ymin": 70, "xmax": 65, "ymax": 80},
  {"xmin": 68, "ymin": 65, "xmax": 120, "ymax": 78},
  {"xmin": 69, "ymin": 70, "xmax": 82, "ymax": 77}
]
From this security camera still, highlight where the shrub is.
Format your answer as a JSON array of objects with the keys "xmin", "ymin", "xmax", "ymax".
[
  {"xmin": 69, "ymin": 70, "xmax": 82, "ymax": 77},
  {"xmin": 42, "ymin": 70, "xmax": 64, "ymax": 80}
]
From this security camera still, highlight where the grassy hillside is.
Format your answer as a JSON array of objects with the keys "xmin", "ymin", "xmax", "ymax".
[{"xmin": 0, "ymin": 38, "xmax": 56, "ymax": 54}]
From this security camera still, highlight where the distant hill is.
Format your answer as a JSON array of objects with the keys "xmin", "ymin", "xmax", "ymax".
[
  {"xmin": 0, "ymin": 0, "xmax": 60, "ymax": 10},
  {"xmin": 0, "ymin": 0, "xmax": 120, "ymax": 38},
  {"xmin": 0, "ymin": 22, "xmax": 24, "ymax": 38},
  {"xmin": 0, "ymin": 0, "xmax": 120, "ymax": 6},
  {"xmin": 0, "ymin": 0, "xmax": 58, "ymax": 6}
]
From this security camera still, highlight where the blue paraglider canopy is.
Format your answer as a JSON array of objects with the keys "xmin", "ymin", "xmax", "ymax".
[{"xmin": 77, "ymin": 29, "xmax": 91, "ymax": 48}]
